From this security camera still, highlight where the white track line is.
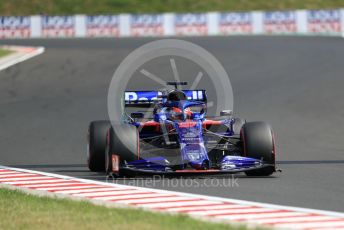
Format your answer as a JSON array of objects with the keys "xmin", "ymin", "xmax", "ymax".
[{"xmin": 0, "ymin": 46, "xmax": 45, "ymax": 71}]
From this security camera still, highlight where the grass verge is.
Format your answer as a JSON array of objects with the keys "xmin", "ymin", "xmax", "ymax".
[
  {"xmin": 0, "ymin": 48, "xmax": 13, "ymax": 58},
  {"xmin": 0, "ymin": 0, "xmax": 344, "ymax": 15},
  {"xmin": 0, "ymin": 188, "xmax": 257, "ymax": 230}
]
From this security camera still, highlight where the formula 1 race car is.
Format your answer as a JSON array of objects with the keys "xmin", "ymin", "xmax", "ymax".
[{"xmin": 87, "ymin": 82, "xmax": 276, "ymax": 177}]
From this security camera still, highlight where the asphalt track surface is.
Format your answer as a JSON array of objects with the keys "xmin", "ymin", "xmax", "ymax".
[{"xmin": 0, "ymin": 36, "xmax": 343, "ymax": 212}]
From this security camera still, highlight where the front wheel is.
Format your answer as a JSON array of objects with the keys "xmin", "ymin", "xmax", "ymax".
[
  {"xmin": 105, "ymin": 124, "xmax": 140, "ymax": 176},
  {"xmin": 87, "ymin": 120, "xmax": 111, "ymax": 172},
  {"xmin": 240, "ymin": 122, "xmax": 276, "ymax": 176}
]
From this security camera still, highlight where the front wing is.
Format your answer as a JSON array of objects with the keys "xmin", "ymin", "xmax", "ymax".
[{"xmin": 114, "ymin": 164, "xmax": 274, "ymax": 176}]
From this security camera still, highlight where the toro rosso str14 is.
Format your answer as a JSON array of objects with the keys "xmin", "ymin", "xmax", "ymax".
[{"xmin": 87, "ymin": 82, "xmax": 277, "ymax": 177}]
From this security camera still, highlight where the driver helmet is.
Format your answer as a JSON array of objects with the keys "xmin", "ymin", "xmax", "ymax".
[{"xmin": 167, "ymin": 90, "xmax": 187, "ymax": 101}]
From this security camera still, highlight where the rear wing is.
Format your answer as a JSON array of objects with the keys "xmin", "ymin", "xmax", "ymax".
[{"xmin": 124, "ymin": 90, "xmax": 207, "ymax": 107}]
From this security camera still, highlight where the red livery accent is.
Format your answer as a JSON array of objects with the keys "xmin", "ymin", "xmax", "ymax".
[
  {"xmin": 178, "ymin": 121, "xmax": 197, "ymax": 128},
  {"xmin": 140, "ymin": 121, "xmax": 159, "ymax": 126}
]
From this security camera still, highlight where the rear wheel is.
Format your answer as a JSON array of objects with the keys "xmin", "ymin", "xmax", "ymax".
[
  {"xmin": 87, "ymin": 120, "xmax": 111, "ymax": 172},
  {"xmin": 105, "ymin": 124, "xmax": 140, "ymax": 176},
  {"xmin": 240, "ymin": 122, "xmax": 276, "ymax": 176}
]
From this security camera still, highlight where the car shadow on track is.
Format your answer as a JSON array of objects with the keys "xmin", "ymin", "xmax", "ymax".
[
  {"xmin": 277, "ymin": 160, "xmax": 344, "ymax": 164},
  {"xmin": 6, "ymin": 160, "xmax": 344, "ymax": 180}
]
